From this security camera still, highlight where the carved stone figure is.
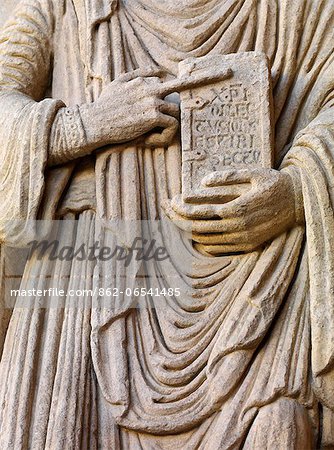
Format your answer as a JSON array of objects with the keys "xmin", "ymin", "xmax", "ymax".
[{"xmin": 0, "ymin": 0, "xmax": 333, "ymax": 448}]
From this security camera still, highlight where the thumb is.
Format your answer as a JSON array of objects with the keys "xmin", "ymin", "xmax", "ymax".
[{"xmin": 202, "ymin": 169, "xmax": 252, "ymax": 187}]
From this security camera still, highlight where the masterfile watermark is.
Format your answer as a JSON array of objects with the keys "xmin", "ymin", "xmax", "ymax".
[
  {"xmin": 1, "ymin": 218, "xmax": 193, "ymax": 309},
  {"xmin": 27, "ymin": 236, "xmax": 169, "ymax": 266}
]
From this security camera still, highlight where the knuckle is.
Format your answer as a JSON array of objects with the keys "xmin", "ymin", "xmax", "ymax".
[
  {"xmin": 239, "ymin": 229, "xmax": 250, "ymax": 243},
  {"xmin": 244, "ymin": 243, "xmax": 257, "ymax": 252},
  {"xmin": 133, "ymin": 76, "xmax": 143, "ymax": 87},
  {"xmin": 148, "ymin": 97, "xmax": 160, "ymax": 109},
  {"xmin": 235, "ymin": 205, "xmax": 245, "ymax": 219},
  {"xmin": 240, "ymin": 215, "xmax": 249, "ymax": 231},
  {"xmin": 153, "ymin": 108, "xmax": 161, "ymax": 120},
  {"xmin": 192, "ymin": 233, "xmax": 204, "ymax": 243},
  {"xmin": 169, "ymin": 117, "xmax": 178, "ymax": 128},
  {"xmin": 152, "ymin": 98, "xmax": 161, "ymax": 108}
]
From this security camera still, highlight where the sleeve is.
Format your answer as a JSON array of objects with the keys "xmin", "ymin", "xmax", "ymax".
[
  {"xmin": 0, "ymin": 0, "xmax": 66, "ymax": 246},
  {"xmin": 281, "ymin": 64, "xmax": 334, "ymax": 409}
]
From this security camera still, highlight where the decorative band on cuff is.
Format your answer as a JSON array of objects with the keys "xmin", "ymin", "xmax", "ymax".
[
  {"xmin": 63, "ymin": 106, "xmax": 86, "ymax": 153},
  {"xmin": 49, "ymin": 106, "xmax": 88, "ymax": 165}
]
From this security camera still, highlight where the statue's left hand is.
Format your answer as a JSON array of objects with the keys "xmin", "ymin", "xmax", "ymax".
[{"xmin": 162, "ymin": 168, "xmax": 304, "ymax": 254}]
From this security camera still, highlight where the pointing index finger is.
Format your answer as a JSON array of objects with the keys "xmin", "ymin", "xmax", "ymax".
[{"xmin": 155, "ymin": 68, "xmax": 233, "ymax": 96}]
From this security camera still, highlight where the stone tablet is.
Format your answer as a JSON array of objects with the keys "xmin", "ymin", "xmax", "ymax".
[{"xmin": 179, "ymin": 52, "xmax": 274, "ymax": 202}]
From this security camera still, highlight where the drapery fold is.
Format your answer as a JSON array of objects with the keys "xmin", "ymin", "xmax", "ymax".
[
  {"xmin": 0, "ymin": 0, "xmax": 66, "ymax": 246},
  {"xmin": 282, "ymin": 108, "xmax": 334, "ymax": 407},
  {"xmin": 0, "ymin": 94, "xmax": 63, "ymax": 246},
  {"xmin": 0, "ymin": 0, "xmax": 333, "ymax": 446}
]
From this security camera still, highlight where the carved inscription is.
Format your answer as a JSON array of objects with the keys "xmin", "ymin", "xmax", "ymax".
[
  {"xmin": 180, "ymin": 52, "xmax": 274, "ymax": 202},
  {"xmin": 193, "ymin": 83, "xmax": 260, "ymax": 166}
]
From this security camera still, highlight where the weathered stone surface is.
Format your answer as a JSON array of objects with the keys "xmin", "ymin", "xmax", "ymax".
[
  {"xmin": 0, "ymin": 0, "xmax": 19, "ymax": 27},
  {"xmin": 0, "ymin": 0, "xmax": 333, "ymax": 449},
  {"xmin": 180, "ymin": 52, "xmax": 274, "ymax": 202}
]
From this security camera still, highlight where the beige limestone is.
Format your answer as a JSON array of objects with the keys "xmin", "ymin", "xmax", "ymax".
[
  {"xmin": 0, "ymin": 0, "xmax": 333, "ymax": 449},
  {"xmin": 180, "ymin": 52, "xmax": 274, "ymax": 203}
]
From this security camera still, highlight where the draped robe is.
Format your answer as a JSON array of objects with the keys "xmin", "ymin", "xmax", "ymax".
[{"xmin": 0, "ymin": 0, "xmax": 334, "ymax": 448}]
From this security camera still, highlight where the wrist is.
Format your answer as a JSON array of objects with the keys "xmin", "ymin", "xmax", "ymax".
[
  {"xmin": 79, "ymin": 102, "xmax": 98, "ymax": 147},
  {"xmin": 79, "ymin": 102, "xmax": 113, "ymax": 149},
  {"xmin": 48, "ymin": 105, "xmax": 89, "ymax": 166}
]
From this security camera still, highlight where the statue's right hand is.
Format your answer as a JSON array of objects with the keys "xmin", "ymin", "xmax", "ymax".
[{"xmin": 80, "ymin": 68, "xmax": 180, "ymax": 149}]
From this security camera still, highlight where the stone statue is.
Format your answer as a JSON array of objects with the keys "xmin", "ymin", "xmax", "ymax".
[{"xmin": 0, "ymin": 0, "xmax": 333, "ymax": 448}]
